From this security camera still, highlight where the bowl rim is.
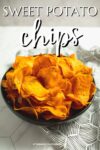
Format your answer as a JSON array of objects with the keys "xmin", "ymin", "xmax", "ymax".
[{"xmin": 0, "ymin": 67, "xmax": 96, "ymax": 126}]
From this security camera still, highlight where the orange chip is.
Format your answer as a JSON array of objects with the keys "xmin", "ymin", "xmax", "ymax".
[
  {"xmin": 6, "ymin": 70, "xmax": 15, "ymax": 89},
  {"xmin": 59, "ymin": 79, "xmax": 72, "ymax": 96},
  {"xmin": 13, "ymin": 56, "xmax": 35, "ymax": 69},
  {"xmin": 21, "ymin": 76, "xmax": 49, "ymax": 100},
  {"xmin": 45, "ymin": 91, "xmax": 65, "ymax": 106},
  {"xmin": 57, "ymin": 56, "xmax": 74, "ymax": 78},
  {"xmin": 32, "ymin": 54, "xmax": 56, "ymax": 76},
  {"xmin": 35, "ymin": 105, "xmax": 68, "ymax": 120},
  {"xmin": 5, "ymin": 69, "xmax": 23, "ymax": 92},
  {"xmin": 13, "ymin": 69, "xmax": 23, "ymax": 92},
  {"xmin": 37, "ymin": 66, "xmax": 62, "ymax": 88},
  {"xmin": 65, "ymin": 54, "xmax": 92, "ymax": 74},
  {"xmin": 14, "ymin": 106, "xmax": 38, "ymax": 119},
  {"xmin": 67, "ymin": 73, "xmax": 93, "ymax": 108}
]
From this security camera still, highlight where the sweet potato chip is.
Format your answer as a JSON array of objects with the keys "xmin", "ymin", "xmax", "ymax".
[
  {"xmin": 13, "ymin": 56, "xmax": 35, "ymax": 69},
  {"xmin": 57, "ymin": 57, "xmax": 74, "ymax": 78},
  {"xmin": 59, "ymin": 79, "xmax": 72, "ymax": 96},
  {"xmin": 5, "ymin": 69, "xmax": 23, "ymax": 92},
  {"xmin": 35, "ymin": 105, "xmax": 68, "ymax": 120},
  {"xmin": 14, "ymin": 106, "xmax": 38, "ymax": 119},
  {"xmin": 37, "ymin": 66, "xmax": 62, "ymax": 88},
  {"xmin": 65, "ymin": 54, "xmax": 92, "ymax": 74},
  {"xmin": 2, "ymin": 54, "xmax": 96, "ymax": 120},
  {"xmin": 32, "ymin": 54, "xmax": 56, "ymax": 76},
  {"xmin": 21, "ymin": 76, "xmax": 49, "ymax": 100},
  {"xmin": 6, "ymin": 70, "xmax": 15, "ymax": 89},
  {"xmin": 67, "ymin": 73, "xmax": 93, "ymax": 108},
  {"xmin": 13, "ymin": 69, "xmax": 23, "ymax": 92},
  {"xmin": 45, "ymin": 91, "xmax": 65, "ymax": 106}
]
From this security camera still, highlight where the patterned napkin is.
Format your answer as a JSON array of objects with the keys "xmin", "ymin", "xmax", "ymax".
[
  {"xmin": 17, "ymin": 46, "xmax": 100, "ymax": 150},
  {"xmin": 39, "ymin": 46, "xmax": 100, "ymax": 150}
]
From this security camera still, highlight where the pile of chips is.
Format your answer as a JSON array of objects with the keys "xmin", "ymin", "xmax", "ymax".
[{"xmin": 2, "ymin": 54, "xmax": 96, "ymax": 120}]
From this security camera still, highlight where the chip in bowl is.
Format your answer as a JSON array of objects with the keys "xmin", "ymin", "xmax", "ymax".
[{"xmin": 1, "ymin": 54, "xmax": 96, "ymax": 120}]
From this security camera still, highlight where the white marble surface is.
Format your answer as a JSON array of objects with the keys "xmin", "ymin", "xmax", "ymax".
[{"xmin": 0, "ymin": 27, "xmax": 100, "ymax": 150}]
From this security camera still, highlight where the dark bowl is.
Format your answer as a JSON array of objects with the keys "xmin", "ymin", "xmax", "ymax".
[{"xmin": 1, "ymin": 68, "xmax": 95, "ymax": 126}]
